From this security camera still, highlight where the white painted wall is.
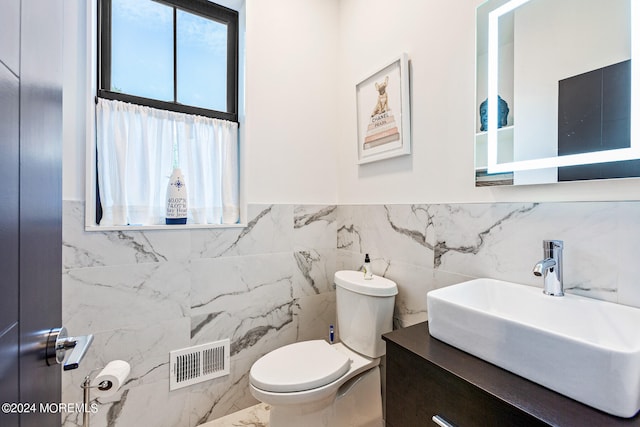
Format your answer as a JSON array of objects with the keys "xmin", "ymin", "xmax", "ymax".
[
  {"xmin": 244, "ymin": 0, "xmax": 340, "ymax": 204},
  {"xmin": 63, "ymin": 0, "xmax": 340, "ymax": 205},
  {"xmin": 64, "ymin": 0, "xmax": 640, "ymax": 206},
  {"xmin": 62, "ymin": 0, "xmax": 88, "ymax": 202},
  {"xmin": 335, "ymin": 0, "xmax": 640, "ymax": 203},
  {"xmin": 336, "ymin": 0, "xmax": 479, "ymax": 204}
]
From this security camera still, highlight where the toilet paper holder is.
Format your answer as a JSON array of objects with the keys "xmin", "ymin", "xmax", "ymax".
[
  {"xmin": 80, "ymin": 361, "xmax": 130, "ymax": 427},
  {"xmin": 79, "ymin": 370, "xmax": 113, "ymax": 427}
]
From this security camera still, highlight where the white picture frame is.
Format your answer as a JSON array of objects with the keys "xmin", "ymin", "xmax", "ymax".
[{"xmin": 356, "ymin": 53, "xmax": 411, "ymax": 164}]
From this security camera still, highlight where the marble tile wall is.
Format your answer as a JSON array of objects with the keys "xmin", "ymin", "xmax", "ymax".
[
  {"xmin": 61, "ymin": 200, "xmax": 640, "ymax": 426},
  {"xmin": 61, "ymin": 202, "xmax": 337, "ymax": 427},
  {"xmin": 337, "ymin": 202, "xmax": 640, "ymax": 328}
]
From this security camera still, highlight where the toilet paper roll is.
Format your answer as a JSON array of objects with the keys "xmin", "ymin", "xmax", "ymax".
[{"xmin": 92, "ymin": 360, "xmax": 131, "ymax": 397}]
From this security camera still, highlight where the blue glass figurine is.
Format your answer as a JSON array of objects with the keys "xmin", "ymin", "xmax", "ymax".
[{"xmin": 479, "ymin": 96, "xmax": 509, "ymax": 132}]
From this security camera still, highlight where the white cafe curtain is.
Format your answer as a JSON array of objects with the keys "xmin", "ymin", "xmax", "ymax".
[{"xmin": 96, "ymin": 98, "xmax": 239, "ymax": 226}]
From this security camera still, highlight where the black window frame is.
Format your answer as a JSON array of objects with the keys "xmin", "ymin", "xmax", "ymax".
[{"xmin": 98, "ymin": 0, "xmax": 239, "ymax": 123}]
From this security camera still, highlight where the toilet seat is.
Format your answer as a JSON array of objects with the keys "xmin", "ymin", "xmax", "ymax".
[
  {"xmin": 250, "ymin": 342, "xmax": 379, "ymax": 407},
  {"xmin": 250, "ymin": 340, "xmax": 351, "ymax": 393}
]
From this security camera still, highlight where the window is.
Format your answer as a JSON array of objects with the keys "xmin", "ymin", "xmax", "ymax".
[
  {"xmin": 92, "ymin": 0, "xmax": 242, "ymax": 228},
  {"xmin": 98, "ymin": 0, "xmax": 239, "ymax": 122}
]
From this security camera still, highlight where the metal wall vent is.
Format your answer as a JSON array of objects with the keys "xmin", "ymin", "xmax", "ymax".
[{"xmin": 169, "ymin": 339, "xmax": 230, "ymax": 391}]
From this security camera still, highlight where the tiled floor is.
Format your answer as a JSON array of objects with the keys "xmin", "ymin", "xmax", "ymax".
[{"xmin": 199, "ymin": 403, "xmax": 270, "ymax": 427}]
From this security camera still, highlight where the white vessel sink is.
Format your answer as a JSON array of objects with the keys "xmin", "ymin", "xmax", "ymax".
[{"xmin": 427, "ymin": 278, "xmax": 640, "ymax": 418}]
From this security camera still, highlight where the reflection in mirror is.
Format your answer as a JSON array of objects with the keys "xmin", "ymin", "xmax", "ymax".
[{"xmin": 475, "ymin": 0, "xmax": 640, "ymax": 186}]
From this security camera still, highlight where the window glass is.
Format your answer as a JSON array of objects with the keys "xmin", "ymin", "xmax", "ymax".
[
  {"xmin": 111, "ymin": 0, "xmax": 173, "ymax": 101},
  {"xmin": 176, "ymin": 10, "xmax": 228, "ymax": 111}
]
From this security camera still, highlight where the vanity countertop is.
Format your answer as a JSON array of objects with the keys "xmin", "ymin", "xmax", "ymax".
[{"xmin": 382, "ymin": 322, "xmax": 640, "ymax": 427}]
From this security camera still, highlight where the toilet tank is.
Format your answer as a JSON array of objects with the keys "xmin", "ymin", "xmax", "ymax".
[{"xmin": 334, "ymin": 270, "xmax": 398, "ymax": 358}]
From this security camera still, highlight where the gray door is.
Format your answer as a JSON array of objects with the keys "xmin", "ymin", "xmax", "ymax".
[
  {"xmin": 0, "ymin": 0, "xmax": 22, "ymax": 425},
  {"xmin": 0, "ymin": 1, "xmax": 63, "ymax": 426}
]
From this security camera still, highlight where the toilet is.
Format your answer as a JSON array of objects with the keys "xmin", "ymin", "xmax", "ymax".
[{"xmin": 249, "ymin": 270, "xmax": 398, "ymax": 427}]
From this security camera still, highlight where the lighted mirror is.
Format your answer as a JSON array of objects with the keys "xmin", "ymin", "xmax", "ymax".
[{"xmin": 475, "ymin": 0, "xmax": 640, "ymax": 186}]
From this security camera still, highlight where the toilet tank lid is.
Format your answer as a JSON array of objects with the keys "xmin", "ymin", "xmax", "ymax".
[{"xmin": 334, "ymin": 270, "xmax": 398, "ymax": 297}]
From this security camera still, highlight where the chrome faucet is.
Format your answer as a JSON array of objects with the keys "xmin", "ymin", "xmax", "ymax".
[{"xmin": 533, "ymin": 240, "xmax": 564, "ymax": 296}]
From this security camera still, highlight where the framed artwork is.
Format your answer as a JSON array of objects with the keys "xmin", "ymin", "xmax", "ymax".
[{"xmin": 356, "ymin": 53, "xmax": 411, "ymax": 164}]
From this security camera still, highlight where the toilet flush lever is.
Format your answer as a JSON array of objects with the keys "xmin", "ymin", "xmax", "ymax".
[{"xmin": 45, "ymin": 327, "xmax": 94, "ymax": 370}]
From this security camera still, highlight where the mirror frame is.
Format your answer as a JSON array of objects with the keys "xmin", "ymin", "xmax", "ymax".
[{"xmin": 485, "ymin": 0, "xmax": 640, "ymax": 173}]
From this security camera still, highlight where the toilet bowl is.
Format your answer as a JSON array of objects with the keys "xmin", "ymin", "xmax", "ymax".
[{"xmin": 249, "ymin": 270, "xmax": 398, "ymax": 427}]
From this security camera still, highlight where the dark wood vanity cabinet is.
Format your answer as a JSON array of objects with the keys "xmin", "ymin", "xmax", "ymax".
[{"xmin": 383, "ymin": 322, "xmax": 640, "ymax": 427}]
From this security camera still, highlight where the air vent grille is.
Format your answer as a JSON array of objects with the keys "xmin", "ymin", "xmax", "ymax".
[{"xmin": 169, "ymin": 339, "xmax": 230, "ymax": 390}]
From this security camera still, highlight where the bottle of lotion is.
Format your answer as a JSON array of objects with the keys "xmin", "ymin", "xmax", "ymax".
[{"xmin": 363, "ymin": 253, "xmax": 373, "ymax": 280}]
